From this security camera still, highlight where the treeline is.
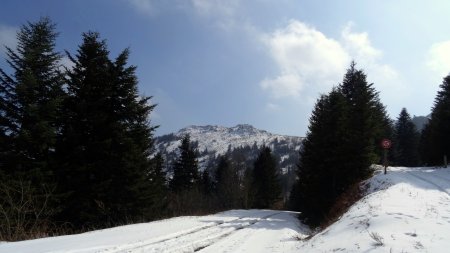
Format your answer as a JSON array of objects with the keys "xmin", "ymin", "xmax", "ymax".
[
  {"xmin": 289, "ymin": 62, "xmax": 450, "ymax": 227},
  {"xmin": 165, "ymin": 135, "xmax": 282, "ymax": 216},
  {"xmin": 0, "ymin": 17, "xmax": 283, "ymax": 241}
]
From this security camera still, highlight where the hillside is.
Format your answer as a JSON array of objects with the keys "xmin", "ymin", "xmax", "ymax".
[
  {"xmin": 155, "ymin": 124, "xmax": 303, "ymax": 169},
  {"xmin": 2, "ymin": 166, "xmax": 450, "ymax": 252},
  {"xmin": 155, "ymin": 124, "xmax": 304, "ymax": 198},
  {"xmin": 300, "ymin": 166, "xmax": 450, "ymax": 252}
]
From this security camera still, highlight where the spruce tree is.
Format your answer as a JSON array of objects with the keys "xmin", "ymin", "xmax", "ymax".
[
  {"xmin": 214, "ymin": 156, "xmax": 240, "ymax": 209},
  {"xmin": 393, "ymin": 108, "xmax": 420, "ymax": 166},
  {"xmin": 338, "ymin": 62, "xmax": 391, "ymax": 179},
  {"xmin": 252, "ymin": 147, "xmax": 281, "ymax": 208},
  {"xmin": 57, "ymin": 32, "xmax": 157, "ymax": 226},
  {"xmin": 420, "ymin": 74, "xmax": 450, "ymax": 165},
  {"xmin": 200, "ymin": 169, "xmax": 213, "ymax": 196},
  {"xmin": 0, "ymin": 17, "xmax": 63, "ymax": 179},
  {"xmin": 291, "ymin": 62, "xmax": 390, "ymax": 226},
  {"xmin": 147, "ymin": 153, "xmax": 168, "ymax": 219},
  {"xmin": 0, "ymin": 17, "xmax": 64, "ymax": 234},
  {"xmin": 292, "ymin": 89, "xmax": 349, "ymax": 225},
  {"xmin": 169, "ymin": 135, "xmax": 199, "ymax": 192}
]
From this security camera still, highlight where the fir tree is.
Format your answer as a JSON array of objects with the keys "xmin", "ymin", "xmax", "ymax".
[
  {"xmin": 200, "ymin": 169, "xmax": 213, "ymax": 196},
  {"xmin": 170, "ymin": 135, "xmax": 199, "ymax": 192},
  {"xmin": 291, "ymin": 62, "xmax": 391, "ymax": 226},
  {"xmin": 214, "ymin": 156, "xmax": 240, "ymax": 208},
  {"xmin": 0, "ymin": 17, "xmax": 64, "ymax": 233},
  {"xmin": 420, "ymin": 74, "xmax": 450, "ymax": 165},
  {"xmin": 252, "ymin": 146, "xmax": 281, "ymax": 208},
  {"xmin": 57, "ymin": 32, "xmax": 157, "ymax": 226},
  {"xmin": 0, "ymin": 17, "xmax": 64, "ymax": 179},
  {"xmin": 147, "ymin": 153, "xmax": 168, "ymax": 218},
  {"xmin": 292, "ymin": 89, "xmax": 349, "ymax": 225},
  {"xmin": 339, "ymin": 62, "xmax": 391, "ymax": 179},
  {"xmin": 393, "ymin": 108, "xmax": 420, "ymax": 166}
]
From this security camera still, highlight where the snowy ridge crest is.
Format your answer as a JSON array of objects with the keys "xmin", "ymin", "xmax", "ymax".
[{"xmin": 154, "ymin": 124, "xmax": 304, "ymax": 173}]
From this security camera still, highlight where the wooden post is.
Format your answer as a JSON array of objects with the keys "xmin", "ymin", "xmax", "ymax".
[{"xmin": 381, "ymin": 138, "xmax": 391, "ymax": 174}]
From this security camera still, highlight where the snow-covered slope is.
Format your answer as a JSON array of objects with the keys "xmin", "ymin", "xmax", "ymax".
[
  {"xmin": 155, "ymin": 124, "xmax": 303, "ymax": 173},
  {"xmin": 156, "ymin": 124, "xmax": 302, "ymax": 156},
  {"xmin": 300, "ymin": 166, "xmax": 450, "ymax": 252}
]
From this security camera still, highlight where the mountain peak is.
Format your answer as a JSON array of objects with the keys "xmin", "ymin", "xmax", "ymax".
[{"xmin": 155, "ymin": 124, "xmax": 303, "ymax": 171}]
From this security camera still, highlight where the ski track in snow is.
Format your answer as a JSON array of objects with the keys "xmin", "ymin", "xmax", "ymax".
[
  {"xmin": 406, "ymin": 170, "xmax": 450, "ymax": 196},
  {"xmin": 105, "ymin": 212, "xmax": 282, "ymax": 253}
]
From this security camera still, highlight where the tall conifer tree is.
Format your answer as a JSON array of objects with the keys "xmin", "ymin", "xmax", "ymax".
[
  {"xmin": 252, "ymin": 147, "xmax": 281, "ymax": 208},
  {"xmin": 292, "ymin": 89, "xmax": 348, "ymax": 225},
  {"xmin": 291, "ymin": 62, "xmax": 390, "ymax": 226},
  {"xmin": 214, "ymin": 156, "xmax": 240, "ymax": 208},
  {"xmin": 0, "ymin": 17, "xmax": 64, "ymax": 238},
  {"xmin": 338, "ymin": 62, "xmax": 391, "ymax": 179},
  {"xmin": 0, "ymin": 17, "xmax": 63, "ymax": 179},
  {"xmin": 57, "ymin": 32, "xmax": 157, "ymax": 226},
  {"xmin": 420, "ymin": 74, "xmax": 450, "ymax": 165},
  {"xmin": 393, "ymin": 108, "xmax": 420, "ymax": 166},
  {"xmin": 170, "ymin": 135, "xmax": 199, "ymax": 192}
]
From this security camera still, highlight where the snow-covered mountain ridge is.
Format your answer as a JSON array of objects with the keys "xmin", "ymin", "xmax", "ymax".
[
  {"xmin": 154, "ymin": 124, "xmax": 304, "ymax": 173},
  {"xmin": 155, "ymin": 124, "xmax": 303, "ymax": 158}
]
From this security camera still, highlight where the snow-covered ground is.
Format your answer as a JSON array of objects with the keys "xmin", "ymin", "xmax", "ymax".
[
  {"xmin": 300, "ymin": 166, "xmax": 450, "ymax": 252},
  {"xmin": 2, "ymin": 166, "xmax": 450, "ymax": 252},
  {"xmin": 0, "ymin": 210, "xmax": 308, "ymax": 253}
]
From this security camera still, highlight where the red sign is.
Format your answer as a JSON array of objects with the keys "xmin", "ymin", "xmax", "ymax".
[{"xmin": 381, "ymin": 139, "xmax": 392, "ymax": 149}]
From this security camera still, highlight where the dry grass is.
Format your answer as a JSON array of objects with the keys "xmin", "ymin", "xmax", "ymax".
[{"xmin": 320, "ymin": 181, "xmax": 364, "ymax": 229}]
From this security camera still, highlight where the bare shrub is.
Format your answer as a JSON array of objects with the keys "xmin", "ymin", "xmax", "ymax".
[
  {"xmin": 368, "ymin": 231, "xmax": 384, "ymax": 246},
  {"xmin": 0, "ymin": 177, "xmax": 58, "ymax": 241}
]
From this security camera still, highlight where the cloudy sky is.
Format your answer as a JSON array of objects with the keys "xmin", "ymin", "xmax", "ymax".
[{"xmin": 1, "ymin": 0, "xmax": 450, "ymax": 136}]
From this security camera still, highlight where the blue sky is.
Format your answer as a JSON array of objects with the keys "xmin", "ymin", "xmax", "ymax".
[{"xmin": 1, "ymin": 0, "xmax": 450, "ymax": 136}]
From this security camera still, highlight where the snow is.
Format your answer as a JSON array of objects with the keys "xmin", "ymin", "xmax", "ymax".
[
  {"xmin": 300, "ymin": 166, "xmax": 450, "ymax": 252},
  {"xmin": 3, "ymin": 166, "xmax": 450, "ymax": 252},
  {"xmin": 0, "ymin": 210, "xmax": 309, "ymax": 253},
  {"xmin": 155, "ymin": 124, "xmax": 303, "ymax": 161}
]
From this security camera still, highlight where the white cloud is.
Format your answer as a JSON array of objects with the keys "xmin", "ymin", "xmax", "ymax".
[
  {"xmin": 261, "ymin": 73, "xmax": 303, "ymax": 98},
  {"xmin": 426, "ymin": 40, "xmax": 450, "ymax": 77},
  {"xmin": 260, "ymin": 20, "xmax": 349, "ymax": 99},
  {"xmin": 261, "ymin": 20, "xmax": 402, "ymax": 101},
  {"xmin": 341, "ymin": 23, "xmax": 381, "ymax": 64},
  {"xmin": 0, "ymin": 24, "xmax": 17, "ymax": 55}
]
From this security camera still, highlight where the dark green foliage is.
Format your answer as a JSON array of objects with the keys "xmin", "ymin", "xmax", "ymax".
[
  {"xmin": 170, "ymin": 135, "xmax": 200, "ymax": 192},
  {"xmin": 392, "ymin": 108, "xmax": 420, "ymax": 166},
  {"xmin": 291, "ymin": 62, "xmax": 391, "ymax": 226},
  {"xmin": 420, "ymin": 75, "xmax": 450, "ymax": 165},
  {"xmin": 339, "ymin": 62, "xmax": 392, "ymax": 174},
  {"xmin": 56, "ymin": 32, "xmax": 157, "ymax": 227},
  {"xmin": 214, "ymin": 156, "xmax": 240, "ymax": 209},
  {"xmin": 147, "ymin": 153, "xmax": 168, "ymax": 218},
  {"xmin": 0, "ymin": 17, "xmax": 64, "ymax": 238},
  {"xmin": 252, "ymin": 147, "xmax": 281, "ymax": 208},
  {"xmin": 293, "ymin": 89, "xmax": 349, "ymax": 225},
  {"xmin": 0, "ymin": 16, "xmax": 63, "ymax": 180},
  {"xmin": 200, "ymin": 169, "xmax": 214, "ymax": 196}
]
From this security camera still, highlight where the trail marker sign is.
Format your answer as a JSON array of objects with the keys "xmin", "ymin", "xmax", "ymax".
[
  {"xmin": 381, "ymin": 138, "xmax": 391, "ymax": 174},
  {"xmin": 381, "ymin": 139, "xmax": 392, "ymax": 149}
]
